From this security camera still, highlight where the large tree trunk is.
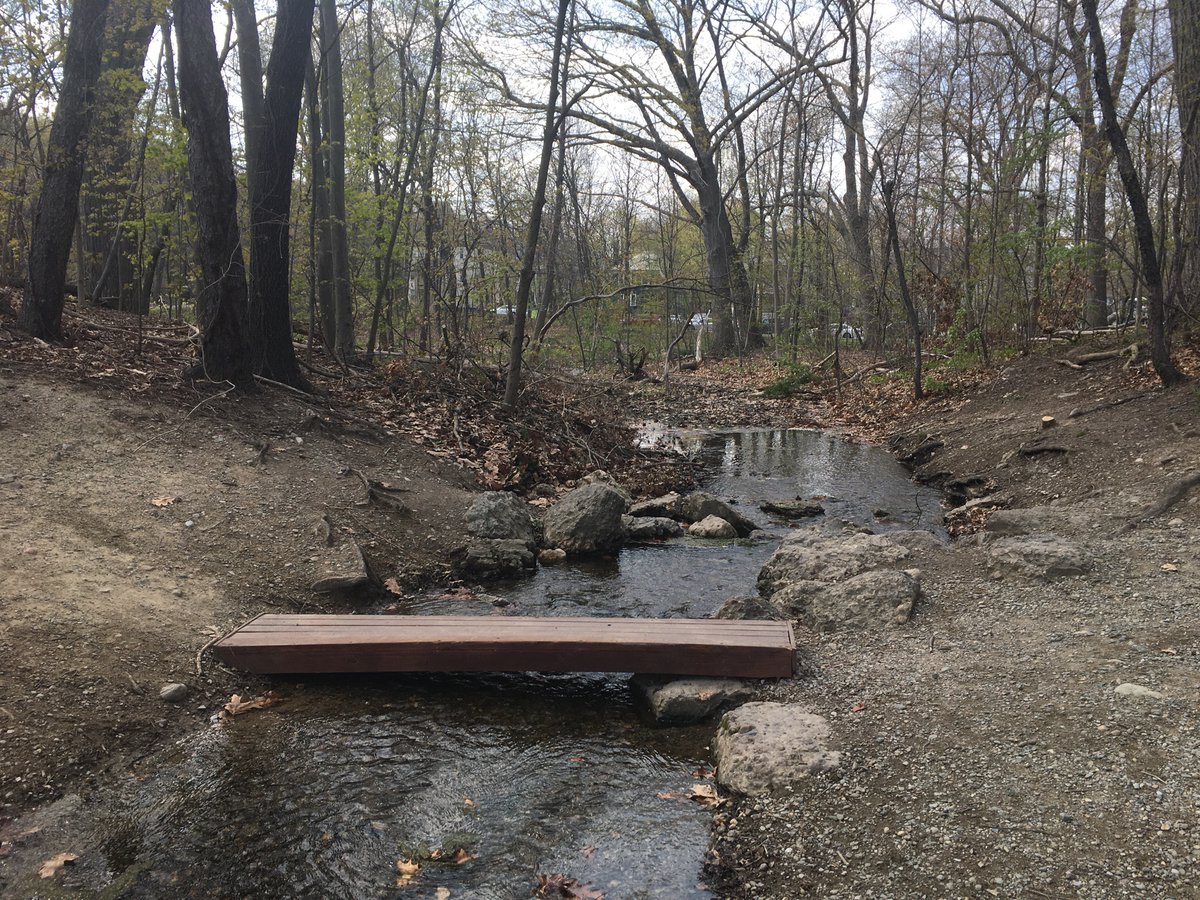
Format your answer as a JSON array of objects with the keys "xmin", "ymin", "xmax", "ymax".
[
  {"xmin": 1170, "ymin": 0, "xmax": 1200, "ymax": 316},
  {"xmin": 172, "ymin": 0, "xmax": 251, "ymax": 385},
  {"xmin": 79, "ymin": 0, "xmax": 155, "ymax": 310},
  {"xmin": 696, "ymin": 159, "xmax": 754, "ymax": 356},
  {"xmin": 246, "ymin": 0, "xmax": 315, "ymax": 387},
  {"xmin": 21, "ymin": 0, "xmax": 111, "ymax": 340},
  {"xmin": 319, "ymin": 0, "xmax": 354, "ymax": 363}
]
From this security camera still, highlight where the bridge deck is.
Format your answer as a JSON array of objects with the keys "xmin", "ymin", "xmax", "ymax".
[{"xmin": 213, "ymin": 614, "xmax": 795, "ymax": 678}]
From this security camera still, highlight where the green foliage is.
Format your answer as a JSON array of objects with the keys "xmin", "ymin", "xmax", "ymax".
[
  {"xmin": 761, "ymin": 364, "xmax": 822, "ymax": 398},
  {"xmin": 923, "ymin": 376, "xmax": 952, "ymax": 396}
]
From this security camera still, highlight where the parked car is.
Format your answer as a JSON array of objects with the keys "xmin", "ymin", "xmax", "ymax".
[{"xmin": 828, "ymin": 323, "xmax": 862, "ymax": 342}]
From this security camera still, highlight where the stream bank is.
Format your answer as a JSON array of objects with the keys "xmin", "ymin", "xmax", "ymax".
[{"xmin": 700, "ymin": 352, "xmax": 1200, "ymax": 898}]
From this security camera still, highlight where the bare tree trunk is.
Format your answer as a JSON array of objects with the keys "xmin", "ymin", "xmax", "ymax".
[
  {"xmin": 232, "ymin": 0, "xmax": 265, "ymax": 208},
  {"xmin": 304, "ymin": 53, "xmax": 335, "ymax": 352},
  {"xmin": 882, "ymin": 177, "xmax": 922, "ymax": 399},
  {"xmin": 319, "ymin": 0, "xmax": 354, "ymax": 362},
  {"xmin": 246, "ymin": 0, "xmax": 315, "ymax": 387},
  {"xmin": 504, "ymin": 0, "xmax": 571, "ymax": 408},
  {"xmin": 172, "ymin": 0, "xmax": 251, "ymax": 384},
  {"xmin": 1170, "ymin": 0, "xmax": 1200, "ymax": 316},
  {"xmin": 1082, "ymin": 0, "xmax": 1183, "ymax": 386},
  {"xmin": 22, "ymin": 0, "xmax": 111, "ymax": 340}
]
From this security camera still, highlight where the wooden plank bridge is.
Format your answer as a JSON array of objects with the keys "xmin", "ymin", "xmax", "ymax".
[{"xmin": 213, "ymin": 614, "xmax": 795, "ymax": 678}]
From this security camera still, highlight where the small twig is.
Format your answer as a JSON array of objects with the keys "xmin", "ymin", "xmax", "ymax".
[{"xmin": 131, "ymin": 383, "xmax": 237, "ymax": 453}]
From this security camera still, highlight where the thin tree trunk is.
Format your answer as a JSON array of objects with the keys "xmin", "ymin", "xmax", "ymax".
[
  {"xmin": 22, "ymin": 0, "xmax": 111, "ymax": 340},
  {"xmin": 504, "ymin": 0, "xmax": 572, "ymax": 408},
  {"xmin": 319, "ymin": 0, "xmax": 354, "ymax": 362}
]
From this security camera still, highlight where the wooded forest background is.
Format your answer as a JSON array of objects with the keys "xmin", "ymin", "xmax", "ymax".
[{"xmin": 2, "ymin": 0, "xmax": 1197, "ymax": 393}]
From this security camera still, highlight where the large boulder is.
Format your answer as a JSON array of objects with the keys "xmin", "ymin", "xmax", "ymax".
[
  {"xmin": 769, "ymin": 569, "xmax": 920, "ymax": 632},
  {"xmin": 542, "ymin": 483, "xmax": 627, "ymax": 555},
  {"xmin": 631, "ymin": 675, "xmax": 753, "ymax": 724},
  {"xmin": 452, "ymin": 539, "xmax": 536, "ymax": 580},
  {"xmin": 985, "ymin": 534, "xmax": 1090, "ymax": 580},
  {"xmin": 623, "ymin": 515, "xmax": 685, "ymax": 541},
  {"xmin": 629, "ymin": 492, "xmax": 681, "ymax": 519},
  {"xmin": 465, "ymin": 491, "xmax": 536, "ymax": 545},
  {"xmin": 757, "ymin": 526, "xmax": 912, "ymax": 597},
  {"xmin": 689, "ymin": 515, "xmax": 737, "ymax": 539},
  {"xmin": 678, "ymin": 492, "xmax": 757, "ymax": 536},
  {"xmin": 579, "ymin": 470, "xmax": 632, "ymax": 508},
  {"xmin": 713, "ymin": 702, "xmax": 841, "ymax": 796}
]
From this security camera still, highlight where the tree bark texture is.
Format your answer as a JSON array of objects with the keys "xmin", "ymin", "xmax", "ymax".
[
  {"xmin": 1170, "ymin": 0, "xmax": 1200, "ymax": 316},
  {"xmin": 1082, "ymin": 0, "xmax": 1183, "ymax": 385},
  {"xmin": 232, "ymin": 0, "xmax": 266, "ymax": 207},
  {"xmin": 172, "ymin": 0, "xmax": 251, "ymax": 384},
  {"xmin": 504, "ymin": 0, "xmax": 571, "ymax": 408},
  {"xmin": 22, "ymin": 0, "xmax": 111, "ymax": 340},
  {"xmin": 319, "ymin": 0, "xmax": 354, "ymax": 362},
  {"xmin": 246, "ymin": 0, "xmax": 315, "ymax": 387}
]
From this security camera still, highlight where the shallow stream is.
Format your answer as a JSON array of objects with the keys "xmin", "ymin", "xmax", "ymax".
[{"xmin": 11, "ymin": 429, "xmax": 942, "ymax": 899}]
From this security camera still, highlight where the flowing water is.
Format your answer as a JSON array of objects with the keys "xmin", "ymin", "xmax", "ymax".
[{"xmin": 7, "ymin": 429, "xmax": 942, "ymax": 899}]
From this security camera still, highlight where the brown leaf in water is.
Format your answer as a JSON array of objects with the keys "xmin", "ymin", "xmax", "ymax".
[
  {"xmin": 395, "ymin": 858, "xmax": 420, "ymax": 886},
  {"xmin": 38, "ymin": 852, "xmax": 78, "ymax": 878},
  {"xmin": 689, "ymin": 783, "xmax": 723, "ymax": 807}
]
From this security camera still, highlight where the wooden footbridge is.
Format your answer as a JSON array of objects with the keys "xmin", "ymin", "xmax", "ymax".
[{"xmin": 213, "ymin": 614, "xmax": 795, "ymax": 678}]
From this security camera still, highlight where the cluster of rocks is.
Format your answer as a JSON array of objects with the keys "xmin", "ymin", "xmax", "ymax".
[{"xmin": 453, "ymin": 475, "xmax": 764, "ymax": 580}]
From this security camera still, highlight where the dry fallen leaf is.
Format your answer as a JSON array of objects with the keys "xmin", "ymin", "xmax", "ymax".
[
  {"xmin": 450, "ymin": 848, "xmax": 474, "ymax": 865},
  {"xmin": 689, "ymin": 783, "xmax": 723, "ymax": 807},
  {"xmin": 395, "ymin": 859, "xmax": 420, "ymax": 886},
  {"xmin": 462, "ymin": 797, "xmax": 475, "ymax": 806},
  {"xmin": 219, "ymin": 691, "xmax": 284, "ymax": 719},
  {"xmin": 38, "ymin": 852, "xmax": 78, "ymax": 878},
  {"xmin": 435, "ymin": 889, "xmax": 451, "ymax": 900},
  {"xmin": 383, "ymin": 577, "xmax": 404, "ymax": 596},
  {"xmin": 151, "ymin": 495, "xmax": 179, "ymax": 507},
  {"xmin": 1161, "ymin": 563, "xmax": 1179, "ymax": 572}
]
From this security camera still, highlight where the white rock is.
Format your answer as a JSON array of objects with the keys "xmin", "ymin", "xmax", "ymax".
[
  {"xmin": 713, "ymin": 702, "xmax": 841, "ymax": 796},
  {"xmin": 1114, "ymin": 683, "xmax": 1166, "ymax": 701},
  {"xmin": 689, "ymin": 514, "xmax": 738, "ymax": 539}
]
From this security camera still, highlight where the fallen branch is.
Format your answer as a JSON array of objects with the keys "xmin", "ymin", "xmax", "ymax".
[{"xmin": 1058, "ymin": 343, "xmax": 1138, "ymax": 369}]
